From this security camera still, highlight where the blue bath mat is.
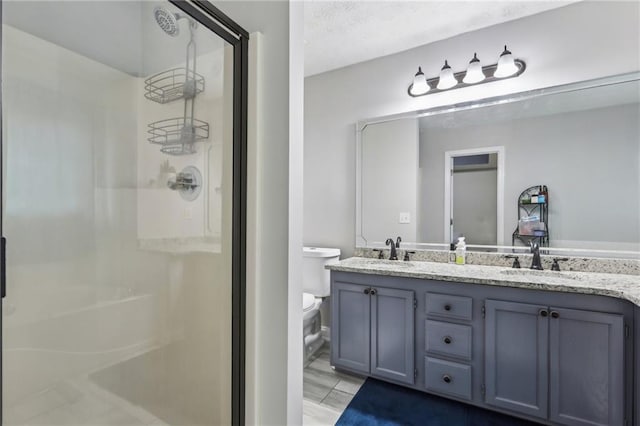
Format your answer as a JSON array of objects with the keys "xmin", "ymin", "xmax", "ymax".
[{"xmin": 336, "ymin": 378, "xmax": 541, "ymax": 426}]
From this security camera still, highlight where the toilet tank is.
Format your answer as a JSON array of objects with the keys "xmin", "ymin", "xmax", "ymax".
[{"xmin": 303, "ymin": 247, "xmax": 341, "ymax": 297}]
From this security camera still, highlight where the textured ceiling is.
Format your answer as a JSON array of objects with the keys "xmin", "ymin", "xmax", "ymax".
[{"xmin": 304, "ymin": 1, "xmax": 579, "ymax": 76}]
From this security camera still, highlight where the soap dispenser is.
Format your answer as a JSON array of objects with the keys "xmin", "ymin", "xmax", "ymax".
[{"xmin": 455, "ymin": 237, "xmax": 467, "ymax": 265}]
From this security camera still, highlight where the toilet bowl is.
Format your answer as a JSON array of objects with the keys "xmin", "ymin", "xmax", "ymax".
[
  {"xmin": 303, "ymin": 292, "xmax": 323, "ymax": 357},
  {"xmin": 302, "ymin": 247, "xmax": 340, "ymax": 359}
]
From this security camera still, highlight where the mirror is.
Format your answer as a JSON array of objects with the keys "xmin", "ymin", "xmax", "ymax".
[{"xmin": 357, "ymin": 73, "xmax": 640, "ymax": 254}]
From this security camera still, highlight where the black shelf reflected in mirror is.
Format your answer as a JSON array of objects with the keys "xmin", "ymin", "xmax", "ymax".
[{"xmin": 513, "ymin": 185, "xmax": 549, "ymax": 249}]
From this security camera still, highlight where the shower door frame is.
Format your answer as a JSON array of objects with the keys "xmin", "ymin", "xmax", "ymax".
[{"xmin": 0, "ymin": 1, "xmax": 249, "ymax": 425}]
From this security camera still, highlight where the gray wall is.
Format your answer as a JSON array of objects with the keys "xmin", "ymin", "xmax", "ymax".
[
  {"xmin": 420, "ymin": 103, "xmax": 640, "ymax": 249},
  {"xmin": 304, "ymin": 1, "xmax": 640, "ymax": 257},
  {"xmin": 216, "ymin": 2, "xmax": 293, "ymax": 425}
]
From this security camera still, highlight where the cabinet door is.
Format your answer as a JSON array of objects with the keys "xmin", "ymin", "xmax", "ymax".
[
  {"xmin": 331, "ymin": 281, "xmax": 371, "ymax": 374},
  {"xmin": 485, "ymin": 300, "xmax": 548, "ymax": 419},
  {"xmin": 549, "ymin": 307, "xmax": 624, "ymax": 426},
  {"xmin": 370, "ymin": 287, "xmax": 415, "ymax": 384}
]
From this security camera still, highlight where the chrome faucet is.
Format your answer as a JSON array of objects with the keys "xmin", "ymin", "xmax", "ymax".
[
  {"xmin": 530, "ymin": 241, "xmax": 543, "ymax": 270},
  {"xmin": 385, "ymin": 238, "xmax": 398, "ymax": 260}
]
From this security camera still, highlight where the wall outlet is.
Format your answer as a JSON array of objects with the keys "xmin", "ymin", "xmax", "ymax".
[
  {"xmin": 184, "ymin": 207, "xmax": 193, "ymax": 220},
  {"xmin": 399, "ymin": 212, "xmax": 411, "ymax": 224}
]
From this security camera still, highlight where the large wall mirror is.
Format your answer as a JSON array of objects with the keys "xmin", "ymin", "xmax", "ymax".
[{"xmin": 356, "ymin": 73, "xmax": 640, "ymax": 255}]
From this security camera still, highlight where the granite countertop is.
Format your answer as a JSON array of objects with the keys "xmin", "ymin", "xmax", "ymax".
[{"xmin": 327, "ymin": 257, "xmax": 640, "ymax": 307}]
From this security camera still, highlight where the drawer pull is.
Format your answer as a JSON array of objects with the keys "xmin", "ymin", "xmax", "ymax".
[
  {"xmin": 551, "ymin": 311, "xmax": 559, "ymax": 319},
  {"xmin": 442, "ymin": 374, "xmax": 452, "ymax": 384},
  {"xmin": 444, "ymin": 304, "xmax": 452, "ymax": 311},
  {"xmin": 539, "ymin": 309, "xmax": 548, "ymax": 317},
  {"xmin": 370, "ymin": 289, "xmax": 377, "ymax": 296},
  {"xmin": 364, "ymin": 288, "xmax": 370, "ymax": 295},
  {"xmin": 443, "ymin": 336, "xmax": 452, "ymax": 345}
]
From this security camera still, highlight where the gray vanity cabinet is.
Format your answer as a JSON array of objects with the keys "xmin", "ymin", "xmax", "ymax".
[
  {"xmin": 485, "ymin": 300, "xmax": 549, "ymax": 420},
  {"xmin": 331, "ymin": 282, "xmax": 371, "ymax": 374},
  {"xmin": 548, "ymin": 307, "xmax": 624, "ymax": 426},
  {"xmin": 485, "ymin": 300, "xmax": 625, "ymax": 426},
  {"xmin": 331, "ymin": 280, "xmax": 415, "ymax": 385}
]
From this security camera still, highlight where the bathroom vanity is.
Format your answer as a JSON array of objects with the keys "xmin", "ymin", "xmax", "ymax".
[{"xmin": 328, "ymin": 257, "xmax": 640, "ymax": 426}]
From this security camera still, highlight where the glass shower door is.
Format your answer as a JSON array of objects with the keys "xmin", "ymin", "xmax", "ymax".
[{"xmin": 1, "ymin": 2, "xmax": 242, "ymax": 425}]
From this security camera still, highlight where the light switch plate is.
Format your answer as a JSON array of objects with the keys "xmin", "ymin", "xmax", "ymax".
[{"xmin": 399, "ymin": 212, "xmax": 411, "ymax": 224}]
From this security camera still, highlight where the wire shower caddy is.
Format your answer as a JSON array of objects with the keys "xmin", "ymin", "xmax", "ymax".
[{"xmin": 145, "ymin": 19, "xmax": 209, "ymax": 156}]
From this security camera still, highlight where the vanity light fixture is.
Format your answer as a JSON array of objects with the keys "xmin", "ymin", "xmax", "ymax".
[{"xmin": 407, "ymin": 45, "xmax": 526, "ymax": 97}]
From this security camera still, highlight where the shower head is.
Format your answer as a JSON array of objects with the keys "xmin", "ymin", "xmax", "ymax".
[{"xmin": 154, "ymin": 7, "xmax": 188, "ymax": 37}]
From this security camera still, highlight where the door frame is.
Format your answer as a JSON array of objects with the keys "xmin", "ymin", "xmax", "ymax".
[
  {"xmin": 444, "ymin": 146, "xmax": 505, "ymax": 246},
  {"xmin": 0, "ymin": 1, "xmax": 249, "ymax": 425}
]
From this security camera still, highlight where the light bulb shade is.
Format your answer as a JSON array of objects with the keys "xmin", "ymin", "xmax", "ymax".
[
  {"xmin": 494, "ymin": 46, "xmax": 518, "ymax": 78},
  {"xmin": 462, "ymin": 53, "xmax": 485, "ymax": 84},
  {"xmin": 437, "ymin": 60, "xmax": 457, "ymax": 90},
  {"xmin": 409, "ymin": 66, "xmax": 429, "ymax": 96}
]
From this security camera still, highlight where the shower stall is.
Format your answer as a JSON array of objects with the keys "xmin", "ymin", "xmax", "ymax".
[{"xmin": 0, "ymin": 1, "xmax": 247, "ymax": 425}]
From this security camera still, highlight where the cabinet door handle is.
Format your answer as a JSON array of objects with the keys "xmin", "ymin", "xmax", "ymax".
[
  {"xmin": 551, "ymin": 311, "xmax": 559, "ymax": 319},
  {"xmin": 364, "ymin": 288, "xmax": 370, "ymax": 295},
  {"xmin": 443, "ymin": 336, "xmax": 452, "ymax": 345},
  {"xmin": 539, "ymin": 309, "xmax": 548, "ymax": 317},
  {"xmin": 370, "ymin": 289, "xmax": 377, "ymax": 296},
  {"xmin": 444, "ymin": 304, "xmax": 452, "ymax": 311},
  {"xmin": 442, "ymin": 374, "xmax": 452, "ymax": 384}
]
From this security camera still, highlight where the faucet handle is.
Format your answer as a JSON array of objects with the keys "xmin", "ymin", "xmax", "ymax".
[
  {"xmin": 396, "ymin": 236, "xmax": 402, "ymax": 248},
  {"xmin": 372, "ymin": 249, "xmax": 384, "ymax": 259},
  {"xmin": 403, "ymin": 251, "xmax": 415, "ymax": 262},
  {"xmin": 551, "ymin": 257, "xmax": 569, "ymax": 271},
  {"xmin": 504, "ymin": 255, "xmax": 521, "ymax": 269}
]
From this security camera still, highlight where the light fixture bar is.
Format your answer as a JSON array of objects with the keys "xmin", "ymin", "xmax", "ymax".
[{"xmin": 407, "ymin": 59, "xmax": 526, "ymax": 97}]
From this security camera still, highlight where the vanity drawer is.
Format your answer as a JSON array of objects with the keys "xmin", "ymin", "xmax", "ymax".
[
  {"xmin": 425, "ymin": 320, "xmax": 472, "ymax": 360},
  {"xmin": 424, "ymin": 357, "xmax": 472, "ymax": 400},
  {"xmin": 426, "ymin": 293, "xmax": 472, "ymax": 321}
]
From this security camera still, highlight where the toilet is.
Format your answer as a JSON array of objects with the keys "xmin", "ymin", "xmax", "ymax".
[{"xmin": 303, "ymin": 246, "xmax": 340, "ymax": 359}]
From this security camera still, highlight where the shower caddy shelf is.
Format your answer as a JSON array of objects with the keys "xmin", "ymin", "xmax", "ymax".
[
  {"xmin": 148, "ymin": 117, "xmax": 209, "ymax": 146},
  {"xmin": 144, "ymin": 68, "xmax": 205, "ymax": 104}
]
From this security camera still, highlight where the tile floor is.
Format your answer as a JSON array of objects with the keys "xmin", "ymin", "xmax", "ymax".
[
  {"xmin": 3, "ymin": 377, "xmax": 168, "ymax": 426},
  {"xmin": 303, "ymin": 343, "xmax": 365, "ymax": 425}
]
